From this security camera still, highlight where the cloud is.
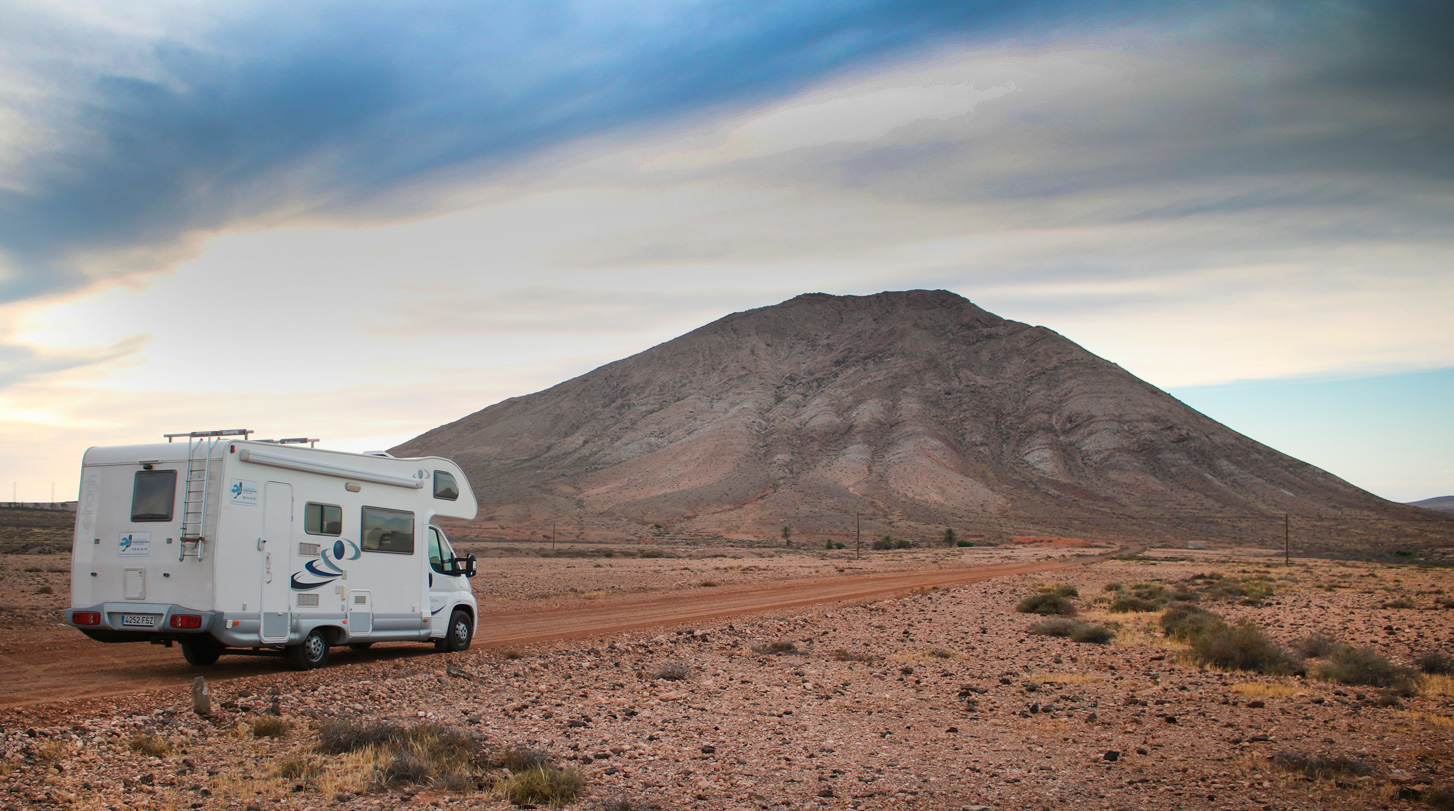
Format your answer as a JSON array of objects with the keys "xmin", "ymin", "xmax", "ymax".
[
  {"xmin": 0, "ymin": 0, "xmax": 1163, "ymax": 305},
  {"xmin": 0, "ymin": 332, "xmax": 148, "ymax": 388}
]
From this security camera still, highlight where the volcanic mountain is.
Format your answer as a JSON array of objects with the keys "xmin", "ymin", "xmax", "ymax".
[{"xmin": 395, "ymin": 291, "xmax": 1453, "ymax": 554}]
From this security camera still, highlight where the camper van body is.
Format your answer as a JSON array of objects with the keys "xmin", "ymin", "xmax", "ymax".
[{"xmin": 64, "ymin": 432, "xmax": 479, "ymax": 668}]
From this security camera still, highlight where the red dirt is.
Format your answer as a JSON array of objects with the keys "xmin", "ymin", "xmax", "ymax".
[{"xmin": 0, "ymin": 552, "xmax": 1109, "ymax": 710}]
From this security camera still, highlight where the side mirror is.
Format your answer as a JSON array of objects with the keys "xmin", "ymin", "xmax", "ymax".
[{"xmin": 448, "ymin": 554, "xmax": 477, "ymax": 578}]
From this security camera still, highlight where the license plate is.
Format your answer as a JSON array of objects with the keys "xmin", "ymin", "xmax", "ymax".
[{"xmin": 122, "ymin": 614, "xmax": 157, "ymax": 628}]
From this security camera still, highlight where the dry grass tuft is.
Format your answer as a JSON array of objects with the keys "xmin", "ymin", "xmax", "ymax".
[
  {"xmin": 129, "ymin": 731, "xmax": 171, "ymax": 758},
  {"xmin": 498, "ymin": 764, "xmax": 585, "ymax": 807}
]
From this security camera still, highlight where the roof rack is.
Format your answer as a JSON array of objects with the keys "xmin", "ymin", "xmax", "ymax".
[
  {"xmin": 260, "ymin": 437, "xmax": 320, "ymax": 447},
  {"xmin": 165, "ymin": 429, "xmax": 252, "ymax": 442}
]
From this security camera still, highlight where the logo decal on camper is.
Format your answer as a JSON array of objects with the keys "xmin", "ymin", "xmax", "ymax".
[{"xmin": 290, "ymin": 538, "xmax": 362, "ymax": 591}]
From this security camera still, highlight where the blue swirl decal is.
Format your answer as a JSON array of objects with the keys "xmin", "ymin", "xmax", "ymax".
[{"xmin": 290, "ymin": 538, "xmax": 362, "ymax": 590}]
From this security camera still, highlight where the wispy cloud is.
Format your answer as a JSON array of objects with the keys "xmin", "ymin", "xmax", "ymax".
[{"xmin": 0, "ymin": 0, "xmax": 1152, "ymax": 304}]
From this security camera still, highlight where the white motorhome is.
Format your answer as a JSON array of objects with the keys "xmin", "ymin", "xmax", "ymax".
[{"xmin": 65, "ymin": 430, "xmax": 479, "ymax": 669}]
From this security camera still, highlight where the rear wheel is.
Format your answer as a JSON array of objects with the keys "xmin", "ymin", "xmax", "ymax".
[
  {"xmin": 436, "ymin": 609, "xmax": 472, "ymax": 652},
  {"xmin": 287, "ymin": 629, "xmax": 330, "ymax": 670},
  {"xmin": 181, "ymin": 636, "xmax": 223, "ymax": 666}
]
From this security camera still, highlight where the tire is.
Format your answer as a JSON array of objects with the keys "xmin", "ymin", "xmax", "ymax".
[
  {"xmin": 287, "ymin": 628, "xmax": 330, "ymax": 670},
  {"xmin": 438, "ymin": 609, "xmax": 472, "ymax": 653},
  {"xmin": 181, "ymin": 636, "xmax": 223, "ymax": 666}
]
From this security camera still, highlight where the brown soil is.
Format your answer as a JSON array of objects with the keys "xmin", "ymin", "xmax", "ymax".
[{"xmin": 0, "ymin": 549, "xmax": 1105, "ymax": 709}]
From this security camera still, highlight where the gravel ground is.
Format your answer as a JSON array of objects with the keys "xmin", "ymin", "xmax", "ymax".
[{"xmin": 1, "ymin": 548, "xmax": 1451, "ymax": 811}]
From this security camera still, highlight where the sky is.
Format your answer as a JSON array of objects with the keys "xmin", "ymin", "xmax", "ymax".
[{"xmin": 1, "ymin": 0, "xmax": 1451, "ymax": 504}]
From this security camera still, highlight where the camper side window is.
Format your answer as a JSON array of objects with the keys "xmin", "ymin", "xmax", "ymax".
[
  {"xmin": 361, "ymin": 506, "xmax": 414, "ymax": 554},
  {"xmin": 433, "ymin": 470, "xmax": 459, "ymax": 501},
  {"xmin": 131, "ymin": 470, "xmax": 177, "ymax": 522},
  {"xmin": 304, "ymin": 502, "xmax": 342, "ymax": 536}
]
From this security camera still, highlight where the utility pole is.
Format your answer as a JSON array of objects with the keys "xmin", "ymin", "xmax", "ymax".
[
  {"xmin": 855, "ymin": 513, "xmax": 861, "ymax": 561},
  {"xmin": 551, "ymin": 520, "xmax": 556, "ymax": 552}
]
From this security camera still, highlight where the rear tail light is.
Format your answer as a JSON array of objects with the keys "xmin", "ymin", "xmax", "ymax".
[
  {"xmin": 72, "ymin": 611, "xmax": 101, "ymax": 626},
  {"xmin": 169, "ymin": 614, "xmax": 202, "ymax": 629}
]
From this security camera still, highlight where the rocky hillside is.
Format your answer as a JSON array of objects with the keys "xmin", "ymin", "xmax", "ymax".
[{"xmin": 395, "ymin": 291, "xmax": 1453, "ymax": 554}]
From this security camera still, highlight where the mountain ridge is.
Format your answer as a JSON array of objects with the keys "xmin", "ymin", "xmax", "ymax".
[{"xmin": 395, "ymin": 290, "xmax": 1454, "ymax": 554}]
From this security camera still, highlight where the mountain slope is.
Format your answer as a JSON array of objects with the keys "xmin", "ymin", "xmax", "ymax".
[{"xmin": 395, "ymin": 290, "xmax": 1454, "ymax": 553}]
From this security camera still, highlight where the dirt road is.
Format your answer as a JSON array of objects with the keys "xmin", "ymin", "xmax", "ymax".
[{"xmin": 0, "ymin": 552, "xmax": 1113, "ymax": 710}]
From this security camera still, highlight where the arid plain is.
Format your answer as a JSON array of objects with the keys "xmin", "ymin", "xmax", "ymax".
[{"xmin": 1, "ymin": 509, "xmax": 1451, "ymax": 811}]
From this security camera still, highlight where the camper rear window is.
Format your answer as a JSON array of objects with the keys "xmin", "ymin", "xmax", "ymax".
[
  {"xmin": 304, "ymin": 502, "xmax": 342, "ymax": 536},
  {"xmin": 131, "ymin": 470, "xmax": 177, "ymax": 522},
  {"xmin": 361, "ymin": 506, "xmax": 414, "ymax": 554},
  {"xmin": 433, "ymin": 470, "xmax": 459, "ymax": 501}
]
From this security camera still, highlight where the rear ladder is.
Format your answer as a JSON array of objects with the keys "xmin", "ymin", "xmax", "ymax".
[{"xmin": 165, "ymin": 429, "xmax": 252, "ymax": 562}]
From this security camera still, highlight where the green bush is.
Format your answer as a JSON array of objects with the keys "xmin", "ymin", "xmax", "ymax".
[
  {"xmin": 955, "ymin": 540, "xmax": 974, "ymax": 547},
  {"xmin": 1041, "ymin": 584, "xmax": 1079, "ymax": 598},
  {"xmin": 871, "ymin": 537, "xmax": 893, "ymax": 551},
  {"xmin": 1160, "ymin": 603, "xmax": 1224, "ymax": 643},
  {"xmin": 1189, "ymin": 619, "xmax": 1296, "ymax": 674},
  {"xmin": 1317, "ymin": 646, "xmax": 1421, "ymax": 695},
  {"xmin": 1016, "ymin": 592, "xmax": 1077, "ymax": 616}
]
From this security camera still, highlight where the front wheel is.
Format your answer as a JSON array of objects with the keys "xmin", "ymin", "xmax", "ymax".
[
  {"xmin": 181, "ymin": 636, "xmax": 223, "ymax": 666},
  {"xmin": 287, "ymin": 628, "xmax": 330, "ymax": 670},
  {"xmin": 436, "ymin": 609, "xmax": 472, "ymax": 652}
]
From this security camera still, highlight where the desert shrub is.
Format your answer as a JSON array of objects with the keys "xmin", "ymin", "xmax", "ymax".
[
  {"xmin": 925, "ymin": 648, "xmax": 954, "ymax": 659},
  {"xmin": 637, "ymin": 548, "xmax": 667, "ymax": 559},
  {"xmin": 34, "ymin": 585, "xmax": 52, "ymax": 595},
  {"xmin": 493, "ymin": 746, "xmax": 551, "ymax": 772},
  {"xmin": 650, "ymin": 661, "xmax": 692, "ymax": 681},
  {"xmin": 1016, "ymin": 592, "xmax": 1077, "ymax": 616},
  {"xmin": 1317, "ymin": 646, "xmax": 1421, "ymax": 695},
  {"xmin": 752, "ymin": 639, "xmax": 800, "ymax": 655},
  {"xmin": 1028, "ymin": 618, "xmax": 1080, "ymax": 638},
  {"xmin": 1070, "ymin": 623, "xmax": 1115, "ymax": 644},
  {"xmin": 1160, "ymin": 603, "xmax": 1224, "ymax": 642},
  {"xmin": 273, "ymin": 754, "xmax": 322, "ymax": 781},
  {"xmin": 830, "ymin": 649, "xmax": 881, "ymax": 663},
  {"xmin": 1186, "ymin": 572, "xmax": 1223, "ymax": 582},
  {"xmin": 1436, "ymin": 596, "xmax": 1454, "ymax": 610},
  {"xmin": 1109, "ymin": 595, "xmax": 1162, "ymax": 613},
  {"xmin": 1039, "ymin": 584, "xmax": 1078, "ymax": 598},
  {"xmin": 318, "ymin": 720, "xmax": 404, "ymax": 754},
  {"xmin": 1269, "ymin": 751, "xmax": 1375, "ymax": 780},
  {"xmin": 1415, "ymin": 649, "xmax": 1453, "ymax": 675},
  {"xmin": 1383, "ymin": 597, "xmax": 1417, "ymax": 609},
  {"xmin": 871, "ymin": 537, "xmax": 893, "ymax": 551},
  {"xmin": 699, "ymin": 580, "xmax": 719, "ymax": 587},
  {"xmin": 1426, "ymin": 787, "xmax": 1454, "ymax": 811},
  {"xmin": 1294, "ymin": 631, "xmax": 1341, "ymax": 659},
  {"xmin": 1102, "ymin": 582, "xmax": 1122, "ymax": 592},
  {"xmin": 1202, "ymin": 575, "xmax": 1275, "ymax": 606},
  {"xmin": 499, "ymin": 764, "xmax": 585, "ymax": 807},
  {"xmin": 250, "ymin": 715, "xmax": 291, "ymax": 738},
  {"xmin": 129, "ymin": 732, "xmax": 171, "ymax": 758},
  {"xmin": 892, "ymin": 537, "xmax": 912, "ymax": 549},
  {"xmin": 955, "ymin": 540, "xmax": 974, "ymax": 547},
  {"xmin": 1189, "ymin": 619, "xmax": 1296, "ymax": 675},
  {"xmin": 1028, "ymin": 618, "xmax": 1113, "ymax": 644},
  {"xmin": 1128, "ymin": 582, "xmax": 1168, "ymax": 602}
]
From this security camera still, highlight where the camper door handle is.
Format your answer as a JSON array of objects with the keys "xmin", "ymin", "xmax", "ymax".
[{"xmin": 257, "ymin": 537, "xmax": 266, "ymax": 551}]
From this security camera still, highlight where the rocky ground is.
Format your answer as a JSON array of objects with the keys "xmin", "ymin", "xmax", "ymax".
[{"xmin": 1, "ymin": 545, "xmax": 1451, "ymax": 811}]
